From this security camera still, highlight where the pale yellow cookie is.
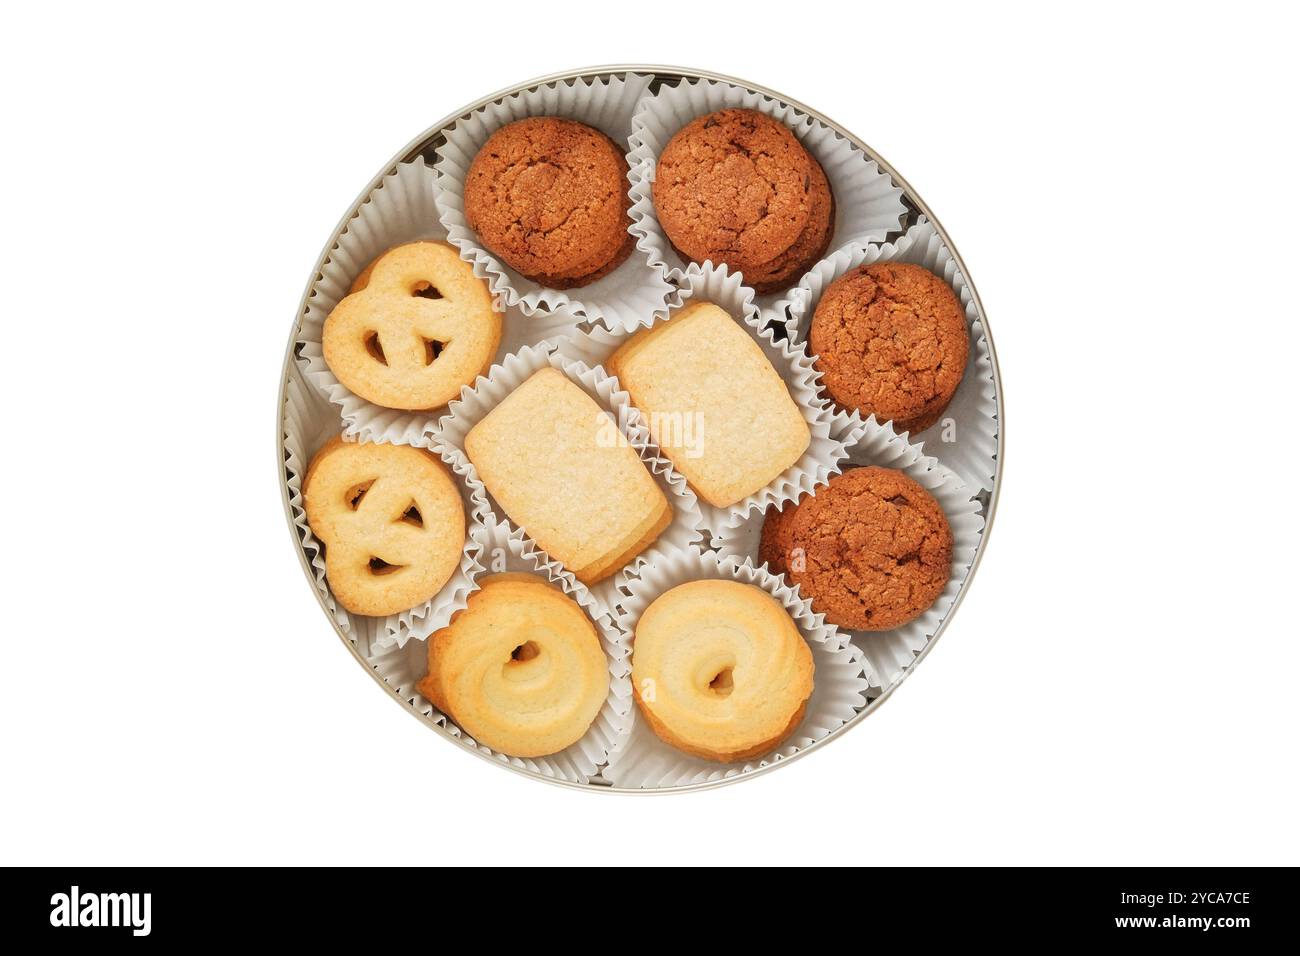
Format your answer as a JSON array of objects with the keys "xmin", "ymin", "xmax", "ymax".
[
  {"xmin": 418, "ymin": 573, "xmax": 608, "ymax": 758},
  {"xmin": 464, "ymin": 367, "xmax": 671, "ymax": 584},
  {"xmin": 631, "ymin": 579, "xmax": 814, "ymax": 763},
  {"xmin": 304, "ymin": 437, "xmax": 465, "ymax": 616},
  {"xmin": 323, "ymin": 241, "xmax": 501, "ymax": 411},
  {"xmin": 608, "ymin": 301, "xmax": 810, "ymax": 508}
]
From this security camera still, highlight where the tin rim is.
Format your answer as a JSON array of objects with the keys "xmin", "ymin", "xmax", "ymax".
[{"xmin": 276, "ymin": 64, "xmax": 1004, "ymax": 794}]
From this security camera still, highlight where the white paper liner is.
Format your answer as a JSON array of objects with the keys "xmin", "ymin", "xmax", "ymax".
[
  {"xmin": 627, "ymin": 76, "xmax": 908, "ymax": 308},
  {"xmin": 434, "ymin": 342, "xmax": 705, "ymax": 616},
  {"xmin": 434, "ymin": 72, "xmax": 676, "ymax": 333},
  {"xmin": 556, "ymin": 260, "xmax": 850, "ymax": 537},
  {"xmin": 712, "ymin": 420, "xmax": 985, "ymax": 689},
  {"xmin": 776, "ymin": 218, "xmax": 999, "ymax": 492},
  {"xmin": 363, "ymin": 519, "xmax": 633, "ymax": 784},
  {"xmin": 282, "ymin": 360, "xmax": 490, "ymax": 652},
  {"xmin": 295, "ymin": 157, "xmax": 585, "ymax": 446},
  {"xmin": 603, "ymin": 546, "xmax": 875, "ymax": 789}
]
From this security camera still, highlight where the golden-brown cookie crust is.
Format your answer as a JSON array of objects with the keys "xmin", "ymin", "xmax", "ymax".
[
  {"xmin": 463, "ymin": 368, "xmax": 670, "ymax": 584},
  {"xmin": 464, "ymin": 117, "xmax": 634, "ymax": 288},
  {"xmin": 417, "ymin": 573, "xmax": 607, "ymax": 758},
  {"xmin": 304, "ymin": 437, "xmax": 466, "ymax": 617},
  {"xmin": 759, "ymin": 467, "xmax": 953, "ymax": 631},
  {"xmin": 630, "ymin": 579, "xmax": 814, "ymax": 763},
  {"xmin": 809, "ymin": 261, "xmax": 969, "ymax": 433},
  {"xmin": 607, "ymin": 300, "xmax": 810, "ymax": 508},
  {"xmin": 322, "ymin": 241, "xmax": 501, "ymax": 411}
]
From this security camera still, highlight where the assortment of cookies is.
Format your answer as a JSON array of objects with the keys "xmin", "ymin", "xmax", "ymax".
[{"xmin": 291, "ymin": 77, "xmax": 989, "ymax": 779}]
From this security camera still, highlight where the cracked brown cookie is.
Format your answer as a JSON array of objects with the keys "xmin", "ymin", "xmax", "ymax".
[
  {"xmin": 809, "ymin": 261, "xmax": 969, "ymax": 434},
  {"xmin": 758, "ymin": 466, "xmax": 952, "ymax": 631},
  {"xmin": 653, "ymin": 108, "xmax": 829, "ymax": 291},
  {"xmin": 745, "ymin": 157, "xmax": 834, "ymax": 294},
  {"xmin": 464, "ymin": 116, "xmax": 634, "ymax": 289}
]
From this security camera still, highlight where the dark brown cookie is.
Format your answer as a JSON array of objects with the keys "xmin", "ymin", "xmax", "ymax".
[
  {"xmin": 745, "ymin": 158, "xmax": 834, "ymax": 294},
  {"xmin": 809, "ymin": 262, "xmax": 969, "ymax": 433},
  {"xmin": 653, "ymin": 108, "xmax": 816, "ymax": 275},
  {"xmin": 464, "ymin": 116, "xmax": 633, "ymax": 289},
  {"xmin": 758, "ymin": 467, "xmax": 952, "ymax": 631}
]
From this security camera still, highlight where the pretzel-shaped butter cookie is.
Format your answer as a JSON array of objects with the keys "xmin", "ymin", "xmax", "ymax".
[
  {"xmin": 323, "ymin": 241, "xmax": 501, "ymax": 411},
  {"xmin": 304, "ymin": 437, "xmax": 466, "ymax": 617}
]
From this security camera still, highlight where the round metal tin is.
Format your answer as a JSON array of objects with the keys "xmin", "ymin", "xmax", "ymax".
[{"xmin": 276, "ymin": 65, "xmax": 1004, "ymax": 793}]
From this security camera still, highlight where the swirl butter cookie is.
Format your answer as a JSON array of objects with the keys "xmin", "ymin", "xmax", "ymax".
[
  {"xmin": 323, "ymin": 241, "xmax": 501, "ymax": 411},
  {"xmin": 304, "ymin": 437, "xmax": 466, "ymax": 617},
  {"xmin": 809, "ymin": 262, "xmax": 968, "ymax": 433},
  {"xmin": 464, "ymin": 117, "xmax": 634, "ymax": 289},
  {"xmin": 417, "ymin": 573, "xmax": 608, "ymax": 758},
  {"xmin": 631, "ymin": 580, "xmax": 814, "ymax": 763},
  {"xmin": 759, "ymin": 467, "xmax": 952, "ymax": 631}
]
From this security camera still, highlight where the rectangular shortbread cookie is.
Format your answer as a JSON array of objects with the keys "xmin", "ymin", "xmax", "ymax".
[
  {"xmin": 608, "ymin": 301, "xmax": 811, "ymax": 508},
  {"xmin": 465, "ymin": 367, "xmax": 671, "ymax": 583}
]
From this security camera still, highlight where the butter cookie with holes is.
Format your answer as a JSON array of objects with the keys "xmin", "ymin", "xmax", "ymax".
[
  {"xmin": 418, "ymin": 573, "xmax": 608, "ymax": 758},
  {"xmin": 631, "ymin": 579, "xmax": 813, "ymax": 763},
  {"xmin": 304, "ymin": 437, "xmax": 466, "ymax": 617},
  {"xmin": 323, "ymin": 241, "xmax": 501, "ymax": 411}
]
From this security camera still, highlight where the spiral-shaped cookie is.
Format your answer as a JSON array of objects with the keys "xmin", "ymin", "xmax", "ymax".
[
  {"xmin": 631, "ymin": 579, "xmax": 814, "ymax": 763},
  {"xmin": 418, "ymin": 573, "xmax": 608, "ymax": 758}
]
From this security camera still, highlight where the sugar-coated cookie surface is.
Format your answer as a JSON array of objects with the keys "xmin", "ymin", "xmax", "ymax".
[
  {"xmin": 304, "ymin": 437, "xmax": 466, "ymax": 617},
  {"xmin": 631, "ymin": 579, "xmax": 814, "ymax": 763},
  {"xmin": 322, "ymin": 241, "xmax": 501, "ymax": 411},
  {"xmin": 417, "ymin": 573, "xmax": 608, "ymax": 758},
  {"xmin": 759, "ymin": 466, "xmax": 953, "ymax": 631},
  {"xmin": 608, "ymin": 300, "xmax": 810, "ymax": 508},
  {"xmin": 464, "ymin": 368, "xmax": 671, "ymax": 583},
  {"xmin": 809, "ymin": 261, "xmax": 968, "ymax": 433},
  {"xmin": 464, "ymin": 116, "xmax": 634, "ymax": 289}
]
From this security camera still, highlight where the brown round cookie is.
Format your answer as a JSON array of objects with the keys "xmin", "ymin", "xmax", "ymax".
[
  {"xmin": 746, "ymin": 158, "xmax": 834, "ymax": 294},
  {"xmin": 758, "ymin": 467, "xmax": 952, "ymax": 631},
  {"xmin": 522, "ymin": 228, "xmax": 635, "ymax": 290},
  {"xmin": 653, "ymin": 108, "xmax": 813, "ymax": 274},
  {"xmin": 809, "ymin": 262, "xmax": 969, "ymax": 434},
  {"xmin": 464, "ymin": 116, "xmax": 633, "ymax": 288}
]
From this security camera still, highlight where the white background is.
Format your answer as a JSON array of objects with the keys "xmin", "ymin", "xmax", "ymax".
[{"xmin": 2, "ymin": 2, "xmax": 1297, "ymax": 866}]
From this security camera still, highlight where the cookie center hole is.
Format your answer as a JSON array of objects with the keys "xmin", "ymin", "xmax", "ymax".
[
  {"xmin": 510, "ymin": 641, "xmax": 540, "ymax": 663},
  {"xmin": 368, "ymin": 557, "xmax": 404, "ymax": 576},
  {"xmin": 708, "ymin": 667, "xmax": 734, "ymax": 697},
  {"xmin": 887, "ymin": 494, "xmax": 909, "ymax": 506},
  {"xmin": 411, "ymin": 281, "xmax": 442, "ymax": 300},
  {"xmin": 400, "ymin": 502, "xmax": 423, "ymax": 528},
  {"xmin": 364, "ymin": 332, "xmax": 388, "ymax": 366},
  {"xmin": 423, "ymin": 338, "xmax": 445, "ymax": 365},
  {"xmin": 345, "ymin": 480, "xmax": 374, "ymax": 510}
]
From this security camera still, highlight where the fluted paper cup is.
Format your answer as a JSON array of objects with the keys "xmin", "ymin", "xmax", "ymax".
[
  {"xmin": 434, "ymin": 342, "xmax": 705, "ymax": 616},
  {"xmin": 713, "ymin": 420, "xmax": 984, "ymax": 688},
  {"xmin": 557, "ymin": 260, "xmax": 851, "ymax": 537},
  {"xmin": 281, "ymin": 362, "xmax": 490, "ymax": 653},
  {"xmin": 603, "ymin": 546, "xmax": 875, "ymax": 789},
  {"xmin": 434, "ymin": 72, "xmax": 675, "ymax": 333},
  {"xmin": 776, "ymin": 218, "xmax": 999, "ymax": 492},
  {"xmin": 365, "ymin": 519, "xmax": 633, "ymax": 785},
  {"xmin": 627, "ymin": 76, "xmax": 907, "ymax": 307}
]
